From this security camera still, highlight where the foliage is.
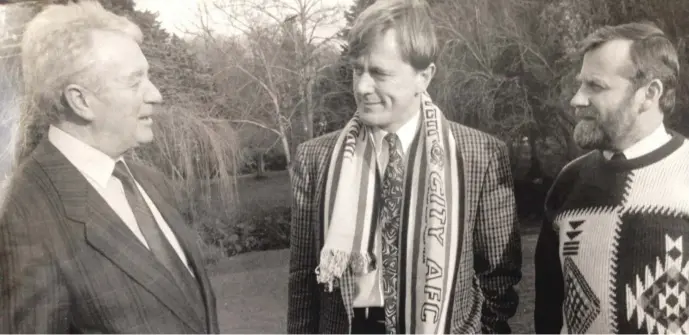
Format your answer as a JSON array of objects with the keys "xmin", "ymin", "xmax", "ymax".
[
  {"xmin": 312, "ymin": 58, "xmax": 356, "ymax": 136},
  {"xmin": 197, "ymin": 170, "xmax": 291, "ymax": 257},
  {"xmin": 201, "ymin": 207, "xmax": 290, "ymax": 257},
  {"xmin": 192, "ymin": 0, "xmax": 346, "ymax": 175},
  {"xmin": 310, "ymin": 0, "xmax": 371, "ymax": 135},
  {"xmin": 238, "ymin": 147, "xmax": 288, "ymax": 174},
  {"xmin": 338, "ymin": 0, "xmax": 376, "ymax": 40},
  {"xmin": 430, "ymin": 0, "xmax": 573, "ymax": 173}
]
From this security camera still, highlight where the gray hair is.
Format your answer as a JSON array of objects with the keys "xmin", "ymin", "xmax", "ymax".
[{"xmin": 21, "ymin": 0, "xmax": 143, "ymax": 123}]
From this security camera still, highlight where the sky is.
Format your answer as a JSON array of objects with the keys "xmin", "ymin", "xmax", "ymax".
[{"xmin": 133, "ymin": 0, "xmax": 353, "ymax": 40}]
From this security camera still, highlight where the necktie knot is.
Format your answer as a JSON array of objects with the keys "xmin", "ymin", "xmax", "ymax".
[
  {"xmin": 611, "ymin": 152, "xmax": 627, "ymax": 161},
  {"xmin": 113, "ymin": 161, "xmax": 134, "ymax": 188},
  {"xmin": 384, "ymin": 133, "xmax": 402, "ymax": 158}
]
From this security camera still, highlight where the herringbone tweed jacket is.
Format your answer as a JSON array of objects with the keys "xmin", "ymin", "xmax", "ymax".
[
  {"xmin": 0, "ymin": 140, "xmax": 219, "ymax": 334},
  {"xmin": 287, "ymin": 121, "xmax": 522, "ymax": 334}
]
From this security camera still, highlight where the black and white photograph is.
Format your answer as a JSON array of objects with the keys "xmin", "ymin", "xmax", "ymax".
[{"xmin": 1, "ymin": 0, "xmax": 688, "ymax": 333}]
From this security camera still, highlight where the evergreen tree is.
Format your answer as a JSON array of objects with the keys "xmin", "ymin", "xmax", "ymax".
[
  {"xmin": 312, "ymin": 0, "xmax": 376, "ymax": 134},
  {"xmin": 338, "ymin": 0, "xmax": 376, "ymax": 41}
]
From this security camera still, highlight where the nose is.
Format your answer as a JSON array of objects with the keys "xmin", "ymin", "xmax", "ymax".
[
  {"xmin": 354, "ymin": 71, "xmax": 374, "ymax": 96},
  {"xmin": 570, "ymin": 85, "xmax": 589, "ymax": 108},
  {"xmin": 144, "ymin": 79, "xmax": 163, "ymax": 104}
]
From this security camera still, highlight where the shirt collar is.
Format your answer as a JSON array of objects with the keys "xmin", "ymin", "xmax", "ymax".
[
  {"xmin": 603, "ymin": 123, "xmax": 671, "ymax": 160},
  {"xmin": 369, "ymin": 111, "xmax": 421, "ymax": 155},
  {"xmin": 48, "ymin": 125, "xmax": 123, "ymax": 188}
]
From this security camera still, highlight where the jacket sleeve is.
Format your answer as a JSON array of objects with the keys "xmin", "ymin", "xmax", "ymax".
[
  {"xmin": 534, "ymin": 174, "xmax": 565, "ymax": 333},
  {"xmin": 287, "ymin": 143, "xmax": 320, "ymax": 334},
  {"xmin": 0, "ymin": 192, "xmax": 71, "ymax": 333},
  {"xmin": 474, "ymin": 141, "xmax": 522, "ymax": 334}
]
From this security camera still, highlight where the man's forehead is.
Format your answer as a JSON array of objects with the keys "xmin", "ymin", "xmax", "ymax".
[
  {"xmin": 580, "ymin": 39, "xmax": 634, "ymax": 79},
  {"xmin": 351, "ymin": 29, "xmax": 403, "ymax": 64},
  {"xmin": 88, "ymin": 30, "xmax": 148, "ymax": 76}
]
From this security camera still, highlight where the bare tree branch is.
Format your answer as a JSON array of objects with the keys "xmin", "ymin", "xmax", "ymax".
[{"xmin": 228, "ymin": 119, "xmax": 281, "ymax": 136}]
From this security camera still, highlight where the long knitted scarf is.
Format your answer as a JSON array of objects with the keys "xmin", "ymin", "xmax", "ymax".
[{"xmin": 316, "ymin": 92, "xmax": 462, "ymax": 334}]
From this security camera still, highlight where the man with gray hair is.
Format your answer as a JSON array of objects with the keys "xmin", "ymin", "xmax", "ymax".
[
  {"xmin": 0, "ymin": 1, "xmax": 219, "ymax": 333},
  {"xmin": 535, "ymin": 22, "xmax": 687, "ymax": 334},
  {"xmin": 288, "ymin": 0, "xmax": 521, "ymax": 333}
]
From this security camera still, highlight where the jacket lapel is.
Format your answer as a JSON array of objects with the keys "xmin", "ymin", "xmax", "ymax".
[
  {"xmin": 31, "ymin": 141, "xmax": 204, "ymax": 333},
  {"xmin": 129, "ymin": 164, "xmax": 214, "ymax": 333}
]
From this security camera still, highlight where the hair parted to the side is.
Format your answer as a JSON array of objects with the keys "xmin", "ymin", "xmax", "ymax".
[
  {"xmin": 578, "ymin": 21, "xmax": 680, "ymax": 114},
  {"xmin": 21, "ymin": 0, "xmax": 143, "ymax": 124},
  {"xmin": 347, "ymin": 0, "xmax": 438, "ymax": 71}
]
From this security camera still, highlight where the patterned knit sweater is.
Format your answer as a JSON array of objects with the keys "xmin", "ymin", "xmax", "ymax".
[{"xmin": 535, "ymin": 132, "xmax": 689, "ymax": 334}]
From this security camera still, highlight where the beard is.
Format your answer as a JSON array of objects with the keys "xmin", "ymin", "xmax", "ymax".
[
  {"xmin": 573, "ymin": 94, "xmax": 637, "ymax": 151},
  {"xmin": 573, "ymin": 118, "xmax": 613, "ymax": 150}
]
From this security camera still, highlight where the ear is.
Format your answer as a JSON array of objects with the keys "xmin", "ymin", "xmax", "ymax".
[
  {"xmin": 63, "ymin": 84, "xmax": 96, "ymax": 122},
  {"xmin": 415, "ymin": 62, "xmax": 436, "ymax": 94},
  {"xmin": 641, "ymin": 79, "xmax": 664, "ymax": 112}
]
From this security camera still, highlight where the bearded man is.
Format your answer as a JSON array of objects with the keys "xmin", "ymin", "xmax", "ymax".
[{"xmin": 534, "ymin": 22, "xmax": 689, "ymax": 334}]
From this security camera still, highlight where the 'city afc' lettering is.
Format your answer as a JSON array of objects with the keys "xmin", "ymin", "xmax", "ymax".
[
  {"xmin": 422, "ymin": 259, "xmax": 443, "ymax": 323},
  {"xmin": 427, "ymin": 172, "xmax": 446, "ymax": 245}
]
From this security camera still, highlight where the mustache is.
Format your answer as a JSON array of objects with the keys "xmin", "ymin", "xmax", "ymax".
[{"xmin": 574, "ymin": 107, "xmax": 597, "ymax": 119}]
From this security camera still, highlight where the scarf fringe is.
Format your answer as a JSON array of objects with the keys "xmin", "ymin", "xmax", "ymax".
[{"xmin": 316, "ymin": 250, "xmax": 373, "ymax": 292}]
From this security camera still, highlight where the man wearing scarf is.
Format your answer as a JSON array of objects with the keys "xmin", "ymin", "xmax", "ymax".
[{"xmin": 287, "ymin": 0, "xmax": 522, "ymax": 333}]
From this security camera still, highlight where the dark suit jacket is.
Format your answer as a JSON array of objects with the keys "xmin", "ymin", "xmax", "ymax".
[
  {"xmin": 0, "ymin": 140, "xmax": 220, "ymax": 334},
  {"xmin": 287, "ymin": 122, "xmax": 522, "ymax": 334}
]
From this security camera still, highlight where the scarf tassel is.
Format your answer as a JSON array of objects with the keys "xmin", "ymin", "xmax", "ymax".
[{"xmin": 316, "ymin": 250, "xmax": 374, "ymax": 292}]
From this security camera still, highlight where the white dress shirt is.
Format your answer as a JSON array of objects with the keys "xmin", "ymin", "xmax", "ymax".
[
  {"xmin": 48, "ymin": 125, "xmax": 193, "ymax": 274},
  {"xmin": 603, "ymin": 124, "xmax": 672, "ymax": 160},
  {"xmin": 353, "ymin": 112, "xmax": 421, "ymax": 307}
]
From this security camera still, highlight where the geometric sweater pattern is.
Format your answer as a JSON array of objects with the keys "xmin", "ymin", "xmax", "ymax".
[{"xmin": 550, "ymin": 133, "xmax": 689, "ymax": 334}]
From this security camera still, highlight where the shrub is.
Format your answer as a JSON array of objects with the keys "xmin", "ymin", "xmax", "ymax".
[
  {"xmin": 195, "ymin": 170, "xmax": 292, "ymax": 258},
  {"xmin": 238, "ymin": 147, "xmax": 289, "ymax": 175},
  {"xmin": 197, "ymin": 205, "xmax": 291, "ymax": 258}
]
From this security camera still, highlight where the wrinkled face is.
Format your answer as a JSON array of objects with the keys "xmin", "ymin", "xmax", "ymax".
[
  {"xmin": 85, "ymin": 30, "xmax": 162, "ymax": 156},
  {"xmin": 351, "ymin": 28, "xmax": 432, "ymax": 132},
  {"xmin": 570, "ymin": 39, "xmax": 645, "ymax": 151}
]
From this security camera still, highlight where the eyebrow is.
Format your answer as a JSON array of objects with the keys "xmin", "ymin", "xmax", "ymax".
[
  {"xmin": 575, "ymin": 74, "xmax": 606, "ymax": 85},
  {"xmin": 350, "ymin": 60, "xmax": 392, "ymax": 74}
]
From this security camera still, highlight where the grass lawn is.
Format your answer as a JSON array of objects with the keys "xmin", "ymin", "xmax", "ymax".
[{"xmin": 235, "ymin": 170, "xmax": 291, "ymax": 212}]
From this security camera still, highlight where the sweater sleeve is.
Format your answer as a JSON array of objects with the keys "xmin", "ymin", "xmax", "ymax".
[
  {"xmin": 534, "ymin": 214, "xmax": 564, "ymax": 333},
  {"xmin": 534, "ymin": 157, "xmax": 584, "ymax": 333}
]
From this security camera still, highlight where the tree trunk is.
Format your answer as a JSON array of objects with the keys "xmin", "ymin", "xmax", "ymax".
[
  {"xmin": 276, "ymin": 123, "xmax": 293, "ymax": 181},
  {"xmin": 526, "ymin": 126, "xmax": 543, "ymax": 182},
  {"xmin": 299, "ymin": 69, "xmax": 315, "ymax": 141},
  {"xmin": 255, "ymin": 151, "xmax": 266, "ymax": 179}
]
